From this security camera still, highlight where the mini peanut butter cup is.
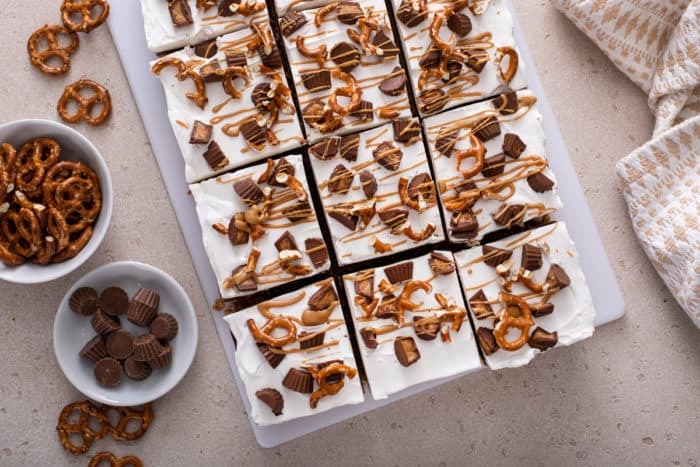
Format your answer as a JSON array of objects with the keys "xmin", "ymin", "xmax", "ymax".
[
  {"xmin": 132, "ymin": 334, "xmax": 164, "ymax": 362},
  {"xmin": 308, "ymin": 284, "xmax": 338, "ymax": 311},
  {"xmin": 233, "ymin": 178, "xmax": 264, "ymax": 206},
  {"xmin": 282, "ymin": 368, "xmax": 314, "ymax": 394},
  {"xmin": 482, "ymin": 245, "xmax": 513, "ymax": 267},
  {"xmin": 69, "ymin": 287, "xmax": 98, "ymax": 316},
  {"xmin": 256, "ymin": 388, "xmax": 284, "ymax": 416},
  {"xmin": 447, "ymin": 11, "xmax": 472, "ymax": 36},
  {"xmin": 384, "ymin": 261, "xmax": 413, "ymax": 284},
  {"xmin": 413, "ymin": 316, "xmax": 439, "ymax": 341},
  {"xmin": 148, "ymin": 343, "xmax": 173, "ymax": 369},
  {"xmin": 528, "ymin": 327, "xmax": 558, "ymax": 351},
  {"xmin": 257, "ymin": 343, "xmax": 285, "ymax": 368},
  {"xmin": 469, "ymin": 289, "xmax": 494, "ymax": 320},
  {"xmin": 394, "ymin": 336, "xmax": 420, "ymax": 366},
  {"xmin": 94, "ymin": 357, "xmax": 123, "ymax": 387},
  {"xmin": 99, "ymin": 287, "xmax": 129, "ymax": 317},
  {"xmin": 309, "ymin": 137, "xmax": 340, "ymax": 160},
  {"xmin": 359, "ymin": 170, "xmax": 377, "ymax": 199},
  {"xmin": 124, "ymin": 357, "xmax": 152, "ymax": 381},
  {"xmin": 149, "ymin": 313, "xmax": 179, "ymax": 341},
  {"xmin": 91, "ymin": 310, "xmax": 121, "ymax": 336},
  {"xmin": 328, "ymin": 206, "xmax": 358, "ymax": 231},
  {"xmin": 428, "ymin": 252, "xmax": 455, "ymax": 275},
  {"xmin": 299, "ymin": 331, "xmax": 325, "ymax": 349},
  {"xmin": 106, "ymin": 330, "xmax": 134, "ymax": 360},
  {"xmin": 79, "ymin": 335, "xmax": 107, "ymax": 363},
  {"xmin": 521, "ymin": 244, "xmax": 543, "ymax": 271},
  {"xmin": 451, "ymin": 212, "xmax": 479, "ymax": 239},
  {"xmin": 127, "ymin": 288, "xmax": 160, "ymax": 327},
  {"xmin": 274, "ymin": 231, "xmax": 299, "ymax": 253},
  {"xmin": 225, "ymin": 51, "xmax": 247, "ymax": 67},
  {"xmin": 305, "ymin": 238, "xmax": 328, "ymax": 269}
]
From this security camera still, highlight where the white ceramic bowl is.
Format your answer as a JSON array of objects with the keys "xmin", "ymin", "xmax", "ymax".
[
  {"xmin": 0, "ymin": 119, "xmax": 113, "ymax": 284},
  {"xmin": 54, "ymin": 261, "xmax": 198, "ymax": 406}
]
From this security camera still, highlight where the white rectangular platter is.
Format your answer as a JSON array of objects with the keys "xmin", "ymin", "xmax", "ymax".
[{"xmin": 108, "ymin": 0, "xmax": 625, "ymax": 448}]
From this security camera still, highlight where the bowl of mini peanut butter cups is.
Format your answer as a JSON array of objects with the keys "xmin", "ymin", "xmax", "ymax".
[{"xmin": 54, "ymin": 261, "xmax": 198, "ymax": 406}]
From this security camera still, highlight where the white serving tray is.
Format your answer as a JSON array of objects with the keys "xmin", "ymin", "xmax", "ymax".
[{"xmin": 108, "ymin": 0, "xmax": 625, "ymax": 448}]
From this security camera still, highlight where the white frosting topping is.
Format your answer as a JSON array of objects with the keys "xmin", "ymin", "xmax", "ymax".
[
  {"xmin": 454, "ymin": 221, "xmax": 596, "ymax": 370},
  {"xmin": 307, "ymin": 120, "xmax": 445, "ymax": 266},
  {"xmin": 280, "ymin": 0, "xmax": 411, "ymax": 142},
  {"xmin": 151, "ymin": 26, "xmax": 304, "ymax": 183},
  {"xmin": 391, "ymin": 0, "xmax": 527, "ymax": 115},
  {"xmin": 189, "ymin": 155, "xmax": 330, "ymax": 299},
  {"xmin": 424, "ymin": 89, "xmax": 563, "ymax": 243},
  {"xmin": 343, "ymin": 252, "xmax": 484, "ymax": 399},
  {"xmin": 141, "ymin": 0, "xmax": 269, "ymax": 53},
  {"xmin": 224, "ymin": 281, "xmax": 365, "ymax": 425}
]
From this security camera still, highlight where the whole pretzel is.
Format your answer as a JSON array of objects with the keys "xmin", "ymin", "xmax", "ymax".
[
  {"xmin": 15, "ymin": 138, "xmax": 61, "ymax": 199},
  {"xmin": 61, "ymin": 0, "xmax": 110, "ymax": 33},
  {"xmin": 455, "ymin": 133, "xmax": 486, "ymax": 179},
  {"xmin": 58, "ymin": 80, "xmax": 112, "ymax": 126},
  {"xmin": 88, "ymin": 452, "xmax": 143, "ymax": 467},
  {"xmin": 493, "ymin": 292, "xmax": 534, "ymax": 351},
  {"xmin": 56, "ymin": 401, "xmax": 109, "ymax": 455},
  {"xmin": 247, "ymin": 317, "xmax": 297, "ymax": 347},
  {"xmin": 51, "ymin": 225, "xmax": 92, "ymax": 263},
  {"xmin": 495, "ymin": 46, "xmax": 519, "ymax": 85},
  {"xmin": 429, "ymin": 10, "xmax": 455, "ymax": 54},
  {"xmin": 218, "ymin": 66, "xmax": 250, "ymax": 100},
  {"xmin": 152, "ymin": 58, "xmax": 208, "ymax": 109},
  {"xmin": 328, "ymin": 70, "xmax": 362, "ymax": 116},
  {"xmin": 53, "ymin": 175, "xmax": 102, "ymax": 233},
  {"xmin": 107, "ymin": 404, "xmax": 154, "ymax": 441},
  {"xmin": 296, "ymin": 36, "xmax": 327, "ymax": 66},
  {"xmin": 307, "ymin": 362, "xmax": 357, "ymax": 409},
  {"xmin": 0, "ymin": 144, "xmax": 17, "ymax": 206},
  {"xmin": 10, "ymin": 208, "xmax": 42, "ymax": 258},
  {"xmin": 27, "ymin": 25, "xmax": 80, "ymax": 75},
  {"xmin": 43, "ymin": 160, "xmax": 99, "ymax": 205}
]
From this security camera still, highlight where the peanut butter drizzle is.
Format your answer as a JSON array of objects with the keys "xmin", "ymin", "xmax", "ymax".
[
  {"xmin": 341, "ymin": 253, "xmax": 352, "ymax": 258},
  {"xmin": 213, "ymin": 98, "xmax": 233, "ymax": 114},
  {"xmin": 216, "ymin": 173, "xmax": 251, "ymax": 184},
  {"xmin": 297, "ymin": 321, "xmax": 344, "ymax": 343},
  {"xmin": 463, "ymin": 278, "xmax": 497, "ymax": 292},
  {"xmin": 302, "ymin": 351, "xmax": 343, "ymax": 365},
  {"xmin": 265, "ymin": 218, "xmax": 317, "ymax": 229},
  {"xmin": 257, "ymin": 275, "xmax": 297, "ymax": 285},
  {"xmin": 478, "ymin": 222, "xmax": 491, "ymax": 232},
  {"xmin": 269, "ymin": 339, "xmax": 340, "ymax": 354},
  {"xmin": 257, "ymin": 291, "xmax": 306, "ymax": 321},
  {"xmin": 305, "ymin": 244, "xmax": 326, "ymax": 255},
  {"xmin": 277, "ymin": 136, "xmax": 306, "ymax": 145},
  {"xmin": 175, "ymin": 120, "xmax": 189, "ymax": 129},
  {"xmin": 364, "ymin": 128, "xmax": 388, "ymax": 147},
  {"xmin": 506, "ymin": 223, "xmax": 559, "ymax": 249},
  {"xmin": 341, "ymin": 226, "xmax": 390, "ymax": 243},
  {"xmin": 210, "ymin": 107, "xmax": 256, "ymax": 125},
  {"xmin": 427, "ymin": 96, "xmax": 537, "ymax": 135},
  {"xmin": 377, "ymin": 159, "xmax": 427, "ymax": 181}
]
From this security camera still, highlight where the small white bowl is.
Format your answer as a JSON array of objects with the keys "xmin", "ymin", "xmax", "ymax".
[
  {"xmin": 54, "ymin": 261, "xmax": 198, "ymax": 406},
  {"xmin": 0, "ymin": 119, "xmax": 113, "ymax": 284}
]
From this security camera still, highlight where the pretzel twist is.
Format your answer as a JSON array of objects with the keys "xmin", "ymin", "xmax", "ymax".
[
  {"xmin": 328, "ymin": 70, "xmax": 362, "ymax": 116},
  {"xmin": 60, "ymin": 0, "xmax": 110, "ymax": 33},
  {"xmin": 247, "ymin": 317, "xmax": 297, "ymax": 347},
  {"xmin": 152, "ymin": 58, "xmax": 208, "ymax": 109},
  {"xmin": 27, "ymin": 25, "xmax": 80, "ymax": 75},
  {"xmin": 218, "ymin": 66, "xmax": 250, "ymax": 100},
  {"xmin": 88, "ymin": 452, "xmax": 143, "ymax": 467},
  {"xmin": 455, "ymin": 133, "xmax": 486, "ymax": 179},
  {"xmin": 296, "ymin": 36, "xmax": 327, "ymax": 66},
  {"xmin": 56, "ymin": 401, "xmax": 110, "ymax": 455},
  {"xmin": 307, "ymin": 362, "xmax": 357, "ymax": 409},
  {"xmin": 493, "ymin": 292, "xmax": 534, "ymax": 351},
  {"xmin": 429, "ymin": 10, "xmax": 455, "ymax": 54},
  {"xmin": 0, "ymin": 144, "xmax": 17, "ymax": 207},
  {"xmin": 107, "ymin": 404, "xmax": 155, "ymax": 441},
  {"xmin": 57, "ymin": 80, "xmax": 112, "ymax": 126},
  {"xmin": 347, "ymin": 17, "xmax": 381, "ymax": 55}
]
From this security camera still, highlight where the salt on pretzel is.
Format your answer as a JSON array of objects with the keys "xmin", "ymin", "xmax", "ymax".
[
  {"xmin": 493, "ymin": 292, "xmax": 534, "ymax": 351},
  {"xmin": 328, "ymin": 70, "xmax": 362, "ymax": 116},
  {"xmin": 88, "ymin": 452, "xmax": 143, "ymax": 467},
  {"xmin": 27, "ymin": 24, "xmax": 80, "ymax": 75},
  {"xmin": 58, "ymin": 79, "xmax": 112, "ymax": 126},
  {"xmin": 247, "ymin": 316, "xmax": 297, "ymax": 347},
  {"xmin": 152, "ymin": 57, "xmax": 208, "ymax": 109},
  {"xmin": 455, "ymin": 133, "xmax": 486, "ymax": 179},
  {"xmin": 60, "ymin": 0, "xmax": 110, "ymax": 33},
  {"xmin": 306, "ymin": 362, "xmax": 357, "ymax": 409}
]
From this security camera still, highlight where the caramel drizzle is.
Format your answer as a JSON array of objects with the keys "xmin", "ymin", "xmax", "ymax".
[
  {"xmin": 427, "ymin": 96, "xmax": 537, "ymax": 136},
  {"xmin": 175, "ymin": 120, "xmax": 189, "ymax": 129},
  {"xmin": 269, "ymin": 340, "xmax": 340, "ymax": 354},
  {"xmin": 340, "ymin": 226, "xmax": 390, "ymax": 243},
  {"xmin": 377, "ymin": 159, "xmax": 427, "ymax": 181}
]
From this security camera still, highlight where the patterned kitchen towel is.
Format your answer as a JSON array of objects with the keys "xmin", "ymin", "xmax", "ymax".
[{"xmin": 552, "ymin": 0, "xmax": 700, "ymax": 326}]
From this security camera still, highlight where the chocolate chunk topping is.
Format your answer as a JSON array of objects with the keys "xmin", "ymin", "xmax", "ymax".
[
  {"xmin": 445, "ymin": 60, "xmax": 462, "ymax": 81},
  {"xmin": 418, "ymin": 88, "xmax": 448, "ymax": 114},
  {"xmin": 189, "ymin": 120, "xmax": 213, "ymax": 144},
  {"xmin": 280, "ymin": 10, "xmax": 307, "ymax": 36},
  {"xmin": 309, "ymin": 137, "xmax": 340, "ymax": 160},
  {"xmin": 240, "ymin": 119, "xmax": 267, "ymax": 150},
  {"xmin": 233, "ymin": 178, "xmax": 264, "ymax": 205},
  {"xmin": 124, "ymin": 357, "xmax": 152, "ymax": 381},
  {"xmin": 305, "ymin": 238, "xmax": 328, "ymax": 268},
  {"xmin": 99, "ymin": 287, "xmax": 129, "ymax": 317},
  {"xmin": 435, "ymin": 128, "xmax": 459, "ymax": 157},
  {"xmin": 527, "ymin": 172, "xmax": 555, "ymax": 193},
  {"xmin": 106, "ymin": 329, "xmax": 134, "ymax": 360},
  {"xmin": 199, "ymin": 60, "xmax": 221, "ymax": 83},
  {"xmin": 454, "ymin": 180, "xmax": 477, "ymax": 195},
  {"xmin": 493, "ymin": 90, "xmax": 519, "ymax": 115},
  {"xmin": 528, "ymin": 327, "xmax": 558, "ymax": 351},
  {"xmin": 227, "ymin": 213, "xmax": 249, "ymax": 245},
  {"xmin": 251, "ymin": 82, "xmax": 272, "ymax": 111},
  {"xmin": 70, "ymin": 287, "xmax": 98, "ymax": 316},
  {"xmin": 379, "ymin": 67, "xmax": 407, "ymax": 96},
  {"xmin": 502, "ymin": 133, "xmax": 526, "ymax": 159},
  {"xmin": 419, "ymin": 49, "xmax": 441, "ymax": 69},
  {"xmin": 299, "ymin": 331, "xmax": 325, "ymax": 349},
  {"xmin": 203, "ymin": 140, "xmax": 229, "ymax": 170},
  {"xmin": 329, "ymin": 206, "xmax": 358, "ymax": 231},
  {"xmin": 91, "ymin": 310, "xmax": 121, "ymax": 336},
  {"xmin": 274, "ymin": 231, "xmax": 298, "ymax": 252},
  {"xmin": 394, "ymin": 336, "xmax": 420, "ymax": 366},
  {"xmin": 492, "ymin": 203, "xmax": 524, "ymax": 227},
  {"xmin": 392, "ymin": 118, "xmax": 421, "ymax": 144},
  {"xmin": 302, "ymin": 99, "xmax": 325, "ymax": 126},
  {"xmin": 168, "ymin": 0, "xmax": 193, "ymax": 27},
  {"xmin": 371, "ymin": 30, "xmax": 399, "ymax": 57},
  {"xmin": 521, "ymin": 243, "xmax": 543, "ymax": 271},
  {"xmin": 474, "ymin": 116, "xmax": 501, "ymax": 142},
  {"xmin": 465, "ymin": 49, "xmax": 489, "ymax": 73},
  {"xmin": 257, "ymin": 343, "xmax": 285, "ymax": 368},
  {"xmin": 231, "ymin": 265, "xmax": 258, "ymax": 292},
  {"xmin": 258, "ymin": 43, "xmax": 282, "ymax": 68},
  {"xmin": 256, "ymin": 388, "xmax": 284, "ymax": 416},
  {"xmin": 340, "ymin": 133, "xmax": 360, "ymax": 162},
  {"xmin": 469, "ymin": 289, "xmax": 494, "ymax": 320},
  {"xmin": 330, "ymin": 42, "xmax": 360, "ymax": 71},
  {"xmin": 337, "ymin": 1, "xmax": 364, "ymax": 24},
  {"xmin": 354, "ymin": 271, "xmax": 374, "ymax": 299},
  {"xmin": 79, "ymin": 335, "xmax": 106, "ymax": 363},
  {"xmin": 94, "ymin": 358, "xmax": 122, "ymax": 387},
  {"xmin": 269, "ymin": 157, "xmax": 296, "ymax": 187},
  {"xmin": 547, "ymin": 264, "xmax": 571, "ymax": 289},
  {"xmin": 378, "ymin": 207, "xmax": 408, "ymax": 229},
  {"xmin": 149, "ymin": 313, "xmax": 179, "ymax": 341},
  {"xmin": 359, "ymin": 170, "xmax": 377, "ymax": 199},
  {"xmin": 373, "ymin": 142, "xmax": 403, "ymax": 171},
  {"xmin": 308, "ymin": 283, "xmax": 338, "ymax": 311},
  {"xmin": 482, "ymin": 245, "xmax": 513, "ymax": 267},
  {"xmin": 476, "ymin": 327, "xmax": 498, "ymax": 355},
  {"xmin": 397, "ymin": 0, "xmax": 427, "ymax": 27},
  {"xmin": 282, "ymin": 368, "xmax": 314, "ymax": 394},
  {"xmin": 301, "ymin": 69, "xmax": 332, "ymax": 92},
  {"xmin": 218, "ymin": 0, "xmax": 240, "ymax": 16},
  {"xmin": 428, "ymin": 252, "xmax": 455, "ymax": 275},
  {"xmin": 360, "ymin": 328, "xmax": 377, "ymax": 349},
  {"xmin": 283, "ymin": 200, "xmax": 312, "ymax": 222},
  {"xmin": 194, "ymin": 39, "xmax": 218, "ymax": 58},
  {"xmin": 376, "ymin": 295, "xmax": 399, "ymax": 320},
  {"xmin": 450, "ymin": 212, "xmax": 479, "ymax": 239},
  {"xmin": 414, "ymin": 316, "xmax": 439, "ymax": 340},
  {"xmin": 225, "ymin": 51, "xmax": 247, "ymax": 67},
  {"xmin": 481, "ymin": 153, "xmax": 506, "ymax": 178},
  {"xmin": 328, "ymin": 164, "xmax": 354, "ymax": 194},
  {"xmin": 407, "ymin": 172, "xmax": 434, "ymax": 200},
  {"xmin": 384, "ymin": 261, "xmax": 413, "ymax": 284},
  {"xmin": 447, "ymin": 11, "xmax": 472, "ymax": 36},
  {"xmin": 531, "ymin": 302, "xmax": 555, "ymax": 318}
]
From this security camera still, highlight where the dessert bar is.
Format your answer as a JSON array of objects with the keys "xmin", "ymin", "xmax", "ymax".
[
  {"xmin": 306, "ymin": 118, "xmax": 445, "ymax": 266},
  {"xmin": 343, "ymin": 252, "xmax": 483, "ymax": 399},
  {"xmin": 151, "ymin": 22, "xmax": 303, "ymax": 183},
  {"xmin": 424, "ymin": 89, "xmax": 562, "ymax": 244},
  {"xmin": 224, "ymin": 279, "xmax": 365, "ymax": 425},
  {"xmin": 391, "ymin": 0, "xmax": 526, "ymax": 115},
  {"xmin": 190, "ymin": 155, "xmax": 331, "ymax": 299},
  {"xmin": 454, "ymin": 221, "xmax": 595, "ymax": 370}
]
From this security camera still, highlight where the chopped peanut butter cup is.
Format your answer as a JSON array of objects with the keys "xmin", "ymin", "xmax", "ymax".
[
  {"xmin": 376, "ymin": 295, "xmax": 399, "ymax": 320},
  {"xmin": 256, "ymin": 388, "xmax": 284, "ymax": 416},
  {"xmin": 340, "ymin": 133, "xmax": 360, "ymax": 161},
  {"xmin": 413, "ymin": 316, "xmax": 440, "ymax": 341},
  {"xmin": 379, "ymin": 67, "xmax": 407, "ymax": 96},
  {"xmin": 469, "ymin": 289, "xmax": 494, "ymax": 320},
  {"xmin": 394, "ymin": 336, "xmax": 420, "ymax": 366},
  {"xmin": 502, "ymin": 133, "xmax": 526, "ymax": 159},
  {"xmin": 233, "ymin": 178, "xmax": 264, "ymax": 206},
  {"xmin": 330, "ymin": 42, "xmax": 360, "ymax": 71},
  {"xmin": 168, "ymin": 0, "xmax": 193, "ymax": 27},
  {"xmin": 493, "ymin": 90, "xmax": 519, "ymax": 115},
  {"xmin": 280, "ymin": 10, "xmax": 307, "ymax": 36},
  {"xmin": 337, "ymin": 1, "xmax": 364, "ymax": 24},
  {"xmin": 203, "ymin": 140, "xmax": 229, "ymax": 170},
  {"xmin": 189, "ymin": 120, "xmax": 213, "ymax": 145},
  {"xmin": 257, "ymin": 343, "xmax": 285, "ymax": 369},
  {"xmin": 447, "ymin": 11, "xmax": 472, "ymax": 36},
  {"xmin": 481, "ymin": 153, "xmax": 506, "ymax": 178},
  {"xmin": 328, "ymin": 206, "xmax": 358, "ymax": 231},
  {"xmin": 527, "ymin": 172, "xmax": 555, "ymax": 193},
  {"xmin": 328, "ymin": 164, "xmax": 354, "ymax": 194},
  {"xmin": 385, "ymin": 261, "xmax": 413, "ymax": 284},
  {"xmin": 301, "ymin": 69, "xmax": 332, "ymax": 93},
  {"xmin": 354, "ymin": 271, "xmax": 374, "ymax": 299},
  {"xmin": 477, "ymin": 327, "xmax": 498, "ymax": 355},
  {"xmin": 528, "ymin": 327, "xmax": 558, "ymax": 351},
  {"xmin": 482, "ymin": 245, "xmax": 513, "ymax": 267},
  {"xmin": 360, "ymin": 327, "xmax": 378, "ymax": 349},
  {"xmin": 428, "ymin": 252, "xmax": 455, "ymax": 275},
  {"xmin": 360, "ymin": 170, "xmax": 377, "ymax": 199},
  {"xmin": 373, "ymin": 142, "xmax": 402, "ymax": 171},
  {"xmin": 274, "ymin": 231, "xmax": 298, "ymax": 252},
  {"xmin": 299, "ymin": 331, "xmax": 326, "ymax": 349},
  {"xmin": 305, "ymin": 238, "xmax": 328, "ymax": 269},
  {"xmin": 308, "ymin": 284, "xmax": 338, "ymax": 311},
  {"xmin": 473, "ymin": 116, "xmax": 501, "ymax": 142}
]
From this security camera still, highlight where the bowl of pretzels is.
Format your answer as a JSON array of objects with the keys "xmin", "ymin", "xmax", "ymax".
[{"xmin": 0, "ymin": 119, "xmax": 112, "ymax": 283}]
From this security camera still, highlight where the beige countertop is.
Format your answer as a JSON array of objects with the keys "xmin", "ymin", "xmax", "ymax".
[{"xmin": 1, "ymin": 1, "xmax": 698, "ymax": 466}]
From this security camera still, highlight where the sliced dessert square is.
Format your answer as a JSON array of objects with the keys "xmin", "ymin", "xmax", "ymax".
[
  {"xmin": 151, "ymin": 22, "xmax": 304, "ymax": 183},
  {"xmin": 454, "ymin": 221, "xmax": 595, "ymax": 370},
  {"xmin": 343, "ymin": 251, "xmax": 484, "ymax": 399},
  {"xmin": 424, "ymin": 89, "xmax": 562, "ymax": 244},
  {"xmin": 190, "ymin": 155, "xmax": 330, "ymax": 299},
  {"xmin": 224, "ymin": 279, "xmax": 364, "ymax": 425},
  {"xmin": 307, "ymin": 118, "xmax": 445, "ymax": 266},
  {"xmin": 391, "ymin": 0, "xmax": 526, "ymax": 115}
]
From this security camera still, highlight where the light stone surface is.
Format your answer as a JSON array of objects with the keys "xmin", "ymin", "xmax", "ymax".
[{"xmin": 0, "ymin": 1, "xmax": 698, "ymax": 466}]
